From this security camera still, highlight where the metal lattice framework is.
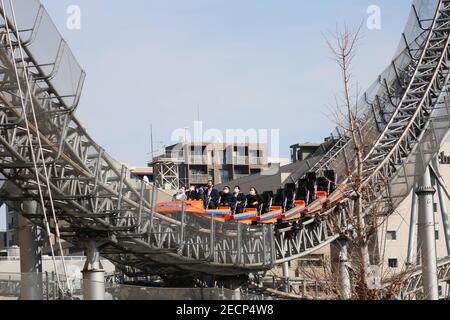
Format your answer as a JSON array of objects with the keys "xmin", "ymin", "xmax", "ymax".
[
  {"xmin": 400, "ymin": 257, "xmax": 450, "ymax": 299},
  {"xmin": 153, "ymin": 157, "xmax": 181, "ymax": 191},
  {"xmin": 0, "ymin": 0, "xmax": 449, "ymax": 297}
]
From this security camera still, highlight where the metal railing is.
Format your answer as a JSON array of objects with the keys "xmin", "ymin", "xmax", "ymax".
[
  {"xmin": 0, "ymin": 256, "xmax": 86, "ymax": 262},
  {"xmin": 233, "ymin": 174, "xmax": 250, "ymax": 180}
]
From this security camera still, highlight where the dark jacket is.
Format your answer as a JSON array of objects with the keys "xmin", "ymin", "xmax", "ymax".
[
  {"xmin": 246, "ymin": 194, "xmax": 263, "ymax": 209},
  {"xmin": 233, "ymin": 192, "xmax": 246, "ymax": 204},
  {"xmin": 187, "ymin": 190, "xmax": 199, "ymax": 200},
  {"xmin": 206, "ymin": 188, "xmax": 220, "ymax": 200},
  {"xmin": 220, "ymin": 192, "xmax": 237, "ymax": 207},
  {"xmin": 205, "ymin": 188, "xmax": 220, "ymax": 208}
]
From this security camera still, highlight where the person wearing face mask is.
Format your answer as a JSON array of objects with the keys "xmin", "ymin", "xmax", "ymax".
[
  {"xmin": 246, "ymin": 187, "xmax": 263, "ymax": 210},
  {"xmin": 219, "ymin": 186, "xmax": 236, "ymax": 208},
  {"xmin": 205, "ymin": 180, "xmax": 220, "ymax": 209},
  {"xmin": 233, "ymin": 186, "xmax": 246, "ymax": 214}
]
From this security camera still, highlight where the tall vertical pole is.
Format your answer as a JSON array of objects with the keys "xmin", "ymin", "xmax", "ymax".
[
  {"xmin": 18, "ymin": 202, "xmax": 43, "ymax": 300},
  {"xmin": 180, "ymin": 201, "xmax": 186, "ymax": 249},
  {"xmin": 150, "ymin": 124, "xmax": 155, "ymax": 162},
  {"xmin": 436, "ymin": 182, "xmax": 450, "ymax": 256},
  {"xmin": 416, "ymin": 167, "xmax": 439, "ymax": 300},
  {"xmin": 149, "ymin": 125, "xmax": 157, "ymax": 237},
  {"xmin": 232, "ymin": 288, "xmax": 241, "ymax": 300},
  {"xmin": 407, "ymin": 188, "xmax": 418, "ymax": 265},
  {"xmin": 432, "ymin": 157, "xmax": 450, "ymax": 256},
  {"xmin": 282, "ymin": 262, "xmax": 290, "ymax": 293},
  {"xmin": 82, "ymin": 241, "xmax": 105, "ymax": 300}
]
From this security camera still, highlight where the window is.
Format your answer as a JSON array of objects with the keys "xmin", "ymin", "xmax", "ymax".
[
  {"xmin": 234, "ymin": 166, "xmax": 249, "ymax": 175},
  {"xmin": 222, "ymin": 150, "xmax": 227, "ymax": 165},
  {"xmin": 298, "ymin": 255, "xmax": 324, "ymax": 268},
  {"xmin": 438, "ymin": 286, "xmax": 443, "ymax": 297},
  {"xmin": 387, "ymin": 231, "xmax": 397, "ymax": 241},
  {"xmin": 234, "ymin": 146, "xmax": 248, "ymax": 156},
  {"xmin": 388, "ymin": 259, "xmax": 398, "ymax": 268},
  {"xmin": 436, "ymin": 230, "xmax": 440, "ymax": 240},
  {"xmin": 299, "ymin": 260, "xmax": 323, "ymax": 268},
  {"xmin": 434, "ymin": 203, "xmax": 438, "ymax": 213},
  {"xmin": 220, "ymin": 170, "xmax": 231, "ymax": 184}
]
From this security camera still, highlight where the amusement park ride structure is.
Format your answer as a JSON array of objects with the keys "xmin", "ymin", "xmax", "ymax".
[{"xmin": 0, "ymin": 0, "xmax": 449, "ymax": 300}]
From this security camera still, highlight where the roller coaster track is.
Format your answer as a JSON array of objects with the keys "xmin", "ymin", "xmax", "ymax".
[{"xmin": 0, "ymin": 0, "xmax": 449, "ymax": 296}]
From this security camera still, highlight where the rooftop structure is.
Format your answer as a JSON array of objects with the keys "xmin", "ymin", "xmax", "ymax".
[
  {"xmin": 290, "ymin": 143, "xmax": 322, "ymax": 163},
  {"xmin": 150, "ymin": 142, "xmax": 269, "ymax": 189}
]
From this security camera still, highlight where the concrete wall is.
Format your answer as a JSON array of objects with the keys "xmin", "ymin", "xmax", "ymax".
[{"xmin": 0, "ymin": 256, "xmax": 116, "ymax": 281}]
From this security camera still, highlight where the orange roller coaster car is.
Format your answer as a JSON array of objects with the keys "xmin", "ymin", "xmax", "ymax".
[{"xmin": 155, "ymin": 184, "xmax": 349, "ymax": 225}]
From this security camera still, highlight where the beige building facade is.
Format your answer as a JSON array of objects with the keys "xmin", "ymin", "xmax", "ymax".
[
  {"xmin": 152, "ymin": 142, "xmax": 270, "ymax": 190},
  {"xmin": 378, "ymin": 141, "xmax": 450, "ymax": 275}
]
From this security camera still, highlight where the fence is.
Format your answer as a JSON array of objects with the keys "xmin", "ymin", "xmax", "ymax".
[{"xmin": 0, "ymin": 272, "xmax": 274, "ymax": 300}]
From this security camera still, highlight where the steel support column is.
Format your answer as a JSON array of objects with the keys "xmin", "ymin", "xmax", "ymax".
[
  {"xmin": 282, "ymin": 262, "xmax": 290, "ymax": 293},
  {"xmin": 432, "ymin": 158, "xmax": 450, "ymax": 256},
  {"xmin": 407, "ymin": 188, "xmax": 418, "ymax": 265},
  {"xmin": 82, "ymin": 241, "xmax": 105, "ymax": 300},
  {"xmin": 18, "ymin": 202, "xmax": 43, "ymax": 300},
  {"xmin": 232, "ymin": 288, "xmax": 241, "ymax": 300},
  {"xmin": 416, "ymin": 167, "xmax": 439, "ymax": 300}
]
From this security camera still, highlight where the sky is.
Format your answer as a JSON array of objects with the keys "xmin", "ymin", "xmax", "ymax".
[
  {"xmin": 1, "ymin": 0, "xmax": 413, "ymax": 231},
  {"xmin": 37, "ymin": 0, "xmax": 411, "ymax": 164}
]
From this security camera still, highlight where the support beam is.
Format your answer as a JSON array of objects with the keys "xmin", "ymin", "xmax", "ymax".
[
  {"xmin": 416, "ymin": 167, "xmax": 439, "ymax": 300},
  {"xmin": 432, "ymin": 158, "xmax": 450, "ymax": 256},
  {"xmin": 437, "ymin": 182, "xmax": 450, "ymax": 256},
  {"xmin": 18, "ymin": 202, "xmax": 43, "ymax": 300},
  {"xmin": 282, "ymin": 262, "xmax": 290, "ymax": 293},
  {"xmin": 82, "ymin": 241, "xmax": 105, "ymax": 300},
  {"xmin": 232, "ymin": 288, "xmax": 241, "ymax": 300},
  {"xmin": 407, "ymin": 188, "xmax": 418, "ymax": 265}
]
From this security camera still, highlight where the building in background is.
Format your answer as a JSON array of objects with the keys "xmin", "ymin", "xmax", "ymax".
[
  {"xmin": 5, "ymin": 206, "xmax": 17, "ymax": 248},
  {"xmin": 149, "ymin": 142, "xmax": 270, "ymax": 190},
  {"xmin": 129, "ymin": 167, "xmax": 154, "ymax": 183},
  {"xmin": 268, "ymin": 157, "xmax": 291, "ymax": 167},
  {"xmin": 377, "ymin": 141, "xmax": 450, "ymax": 274},
  {"xmin": 0, "ymin": 231, "xmax": 6, "ymax": 249},
  {"xmin": 290, "ymin": 143, "xmax": 321, "ymax": 163}
]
